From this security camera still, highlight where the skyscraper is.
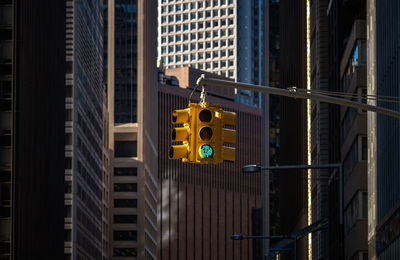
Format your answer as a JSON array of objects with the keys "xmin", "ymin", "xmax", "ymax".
[
  {"xmin": 367, "ymin": 0, "xmax": 400, "ymax": 259},
  {"xmin": 157, "ymin": 0, "xmax": 267, "ymax": 107},
  {"xmin": 64, "ymin": 0, "xmax": 105, "ymax": 259},
  {"xmin": 105, "ymin": 0, "xmax": 158, "ymax": 259},
  {"xmin": 0, "ymin": 0, "xmax": 65, "ymax": 259}
]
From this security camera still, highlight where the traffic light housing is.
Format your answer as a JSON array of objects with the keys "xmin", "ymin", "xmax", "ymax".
[{"xmin": 169, "ymin": 102, "xmax": 236, "ymax": 164}]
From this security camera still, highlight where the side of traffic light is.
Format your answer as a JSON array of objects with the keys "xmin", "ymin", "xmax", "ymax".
[
  {"xmin": 220, "ymin": 111, "xmax": 236, "ymax": 162},
  {"xmin": 169, "ymin": 103, "xmax": 197, "ymax": 162}
]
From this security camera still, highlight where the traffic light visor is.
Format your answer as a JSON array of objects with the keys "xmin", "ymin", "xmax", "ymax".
[
  {"xmin": 172, "ymin": 109, "xmax": 190, "ymax": 123},
  {"xmin": 169, "ymin": 144, "xmax": 189, "ymax": 159}
]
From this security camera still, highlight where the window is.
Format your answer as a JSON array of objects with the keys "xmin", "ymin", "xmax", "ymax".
[
  {"xmin": 65, "ymin": 181, "xmax": 72, "ymax": 193},
  {"xmin": 183, "ymin": 44, "xmax": 188, "ymax": 51},
  {"xmin": 221, "ymin": 19, "xmax": 226, "ymax": 26},
  {"xmin": 114, "ymin": 168, "xmax": 137, "ymax": 176},
  {"xmin": 206, "ymin": 42, "xmax": 211, "ymax": 49},
  {"xmin": 198, "ymin": 2, "xmax": 203, "ymax": 8},
  {"xmin": 168, "ymin": 5, "xmax": 173, "ymax": 12},
  {"xmin": 205, "ymin": 31, "xmax": 211, "ymax": 38},
  {"xmin": 168, "ymin": 36, "xmax": 173, "ymax": 42},
  {"xmin": 65, "ymin": 133, "xmax": 73, "ymax": 145},
  {"xmin": 161, "ymin": 37, "xmax": 166, "ymax": 43},
  {"xmin": 65, "ymin": 205, "xmax": 72, "ymax": 218},
  {"xmin": 191, "ymin": 13, "xmax": 196, "ymax": 19},
  {"xmin": 65, "ymin": 109, "xmax": 73, "ymax": 121},
  {"xmin": 190, "ymin": 33, "xmax": 196, "ymax": 40},
  {"xmin": 115, "ymin": 141, "xmax": 137, "ymax": 157},
  {"xmin": 113, "ymin": 248, "xmax": 137, "ymax": 257},
  {"xmin": 161, "ymin": 26, "xmax": 166, "ymax": 33},
  {"xmin": 183, "ymin": 34, "xmax": 188, "ymax": 41},
  {"xmin": 114, "ymin": 183, "xmax": 137, "ymax": 192},
  {"xmin": 65, "ymin": 157, "xmax": 72, "ymax": 169},
  {"xmin": 114, "ymin": 231, "xmax": 137, "ymax": 241},
  {"xmin": 184, "ymin": 55, "xmax": 188, "ymax": 61},
  {"xmin": 114, "ymin": 215, "xmax": 137, "ymax": 224},
  {"xmin": 168, "ymin": 15, "xmax": 174, "ymax": 22},
  {"xmin": 161, "ymin": 47, "xmax": 166, "ymax": 54},
  {"xmin": 176, "ymin": 56, "xmax": 181, "ymax": 62},
  {"xmin": 191, "ymin": 23, "xmax": 196, "ymax": 30},
  {"xmin": 198, "ymin": 12, "xmax": 203, "ymax": 18},
  {"xmin": 213, "ymin": 51, "xmax": 219, "ymax": 58},
  {"xmin": 64, "ymin": 229, "xmax": 71, "ymax": 242},
  {"xmin": 183, "ymin": 3, "xmax": 189, "ymax": 10},
  {"xmin": 176, "ymin": 4, "xmax": 181, "ymax": 11},
  {"xmin": 176, "ymin": 24, "xmax": 181, "ymax": 31},
  {"xmin": 176, "ymin": 14, "xmax": 181, "ymax": 21},
  {"xmin": 183, "ymin": 13, "xmax": 188, "ymax": 20},
  {"xmin": 198, "ymin": 22, "xmax": 204, "ymax": 29},
  {"xmin": 114, "ymin": 199, "xmax": 137, "ymax": 208},
  {"xmin": 176, "ymin": 35, "xmax": 181, "ymax": 41},
  {"xmin": 190, "ymin": 2, "xmax": 196, "ymax": 9},
  {"xmin": 168, "ymin": 25, "xmax": 174, "ymax": 32},
  {"xmin": 183, "ymin": 24, "xmax": 188, "ymax": 31}
]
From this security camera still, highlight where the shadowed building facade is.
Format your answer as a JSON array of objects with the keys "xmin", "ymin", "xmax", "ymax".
[
  {"xmin": 158, "ymin": 67, "xmax": 263, "ymax": 260},
  {"xmin": 0, "ymin": 0, "xmax": 65, "ymax": 259}
]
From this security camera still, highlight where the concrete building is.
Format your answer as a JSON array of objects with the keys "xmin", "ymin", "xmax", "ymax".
[
  {"xmin": 0, "ymin": 0, "xmax": 65, "ymax": 258},
  {"xmin": 367, "ymin": 1, "xmax": 400, "ymax": 259},
  {"xmin": 105, "ymin": 0, "xmax": 158, "ymax": 259},
  {"xmin": 327, "ymin": 1, "xmax": 368, "ymax": 259},
  {"xmin": 158, "ymin": 67, "xmax": 263, "ymax": 259},
  {"xmin": 157, "ymin": 0, "xmax": 268, "ymax": 107},
  {"xmin": 64, "ymin": 0, "xmax": 105, "ymax": 259}
]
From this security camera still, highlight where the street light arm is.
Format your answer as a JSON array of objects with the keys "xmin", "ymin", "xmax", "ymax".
[{"xmin": 197, "ymin": 75, "xmax": 400, "ymax": 119}]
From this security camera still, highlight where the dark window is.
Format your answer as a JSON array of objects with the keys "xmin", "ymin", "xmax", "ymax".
[
  {"xmin": 0, "ymin": 135, "xmax": 10, "ymax": 146},
  {"xmin": 115, "ymin": 141, "xmax": 137, "ymax": 157},
  {"xmin": 114, "ymin": 183, "xmax": 137, "ymax": 192},
  {"xmin": 66, "ymin": 85, "xmax": 73, "ymax": 98},
  {"xmin": 64, "ymin": 229, "xmax": 71, "ymax": 241},
  {"xmin": 66, "ymin": 61, "xmax": 73, "ymax": 74},
  {"xmin": 114, "ymin": 199, "xmax": 137, "ymax": 208},
  {"xmin": 114, "ymin": 167, "xmax": 137, "ymax": 176},
  {"xmin": 65, "ymin": 181, "xmax": 72, "ymax": 193},
  {"xmin": 65, "ymin": 157, "xmax": 72, "ymax": 169},
  {"xmin": 65, "ymin": 109, "xmax": 73, "ymax": 121},
  {"xmin": 65, "ymin": 133, "xmax": 73, "ymax": 145},
  {"xmin": 65, "ymin": 205, "xmax": 72, "ymax": 218},
  {"xmin": 113, "ymin": 231, "xmax": 137, "ymax": 241},
  {"xmin": 114, "ymin": 215, "xmax": 137, "ymax": 224},
  {"xmin": 113, "ymin": 248, "xmax": 137, "ymax": 257}
]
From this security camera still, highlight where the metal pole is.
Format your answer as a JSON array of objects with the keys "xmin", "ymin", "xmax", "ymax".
[{"xmin": 196, "ymin": 75, "xmax": 400, "ymax": 119}]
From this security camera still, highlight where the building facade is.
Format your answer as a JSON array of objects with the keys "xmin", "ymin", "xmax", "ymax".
[
  {"xmin": 64, "ymin": 0, "xmax": 105, "ymax": 259},
  {"xmin": 368, "ymin": 0, "xmax": 400, "ymax": 259},
  {"xmin": 0, "ymin": 0, "xmax": 65, "ymax": 258},
  {"xmin": 157, "ymin": 0, "xmax": 267, "ymax": 107},
  {"xmin": 158, "ymin": 67, "xmax": 263, "ymax": 259},
  {"xmin": 105, "ymin": 0, "xmax": 158, "ymax": 259}
]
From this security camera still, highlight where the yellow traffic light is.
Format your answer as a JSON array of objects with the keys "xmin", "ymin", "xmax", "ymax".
[{"xmin": 169, "ymin": 102, "xmax": 236, "ymax": 164}]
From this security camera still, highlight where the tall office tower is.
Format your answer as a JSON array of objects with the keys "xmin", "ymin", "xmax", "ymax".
[
  {"xmin": 327, "ymin": 1, "xmax": 368, "ymax": 259},
  {"xmin": 64, "ymin": 0, "xmax": 104, "ymax": 259},
  {"xmin": 308, "ymin": 0, "xmax": 330, "ymax": 258},
  {"xmin": 105, "ymin": 0, "xmax": 158, "ymax": 259},
  {"xmin": 268, "ymin": 0, "xmax": 281, "ymax": 238},
  {"xmin": 102, "ymin": 89, "xmax": 111, "ymax": 259},
  {"xmin": 367, "ymin": 1, "xmax": 400, "ymax": 259},
  {"xmin": 158, "ymin": 67, "xmax": 262, "ymax": 259},
  {"xmin": 0, "ymin": 1, "xmax": 65, "ymax": 258},
  {"xmin": 157, "ymin": 0, "xmax": 267, "ymax": 107},
  {"xmin": 277, "ymin": 0, "xmax": 308, "ymax": 259}
]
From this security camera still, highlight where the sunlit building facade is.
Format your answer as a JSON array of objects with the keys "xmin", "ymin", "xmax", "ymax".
[{"xmin": 157, "ymin": 0, "xmax": 267, "ymax": 107}]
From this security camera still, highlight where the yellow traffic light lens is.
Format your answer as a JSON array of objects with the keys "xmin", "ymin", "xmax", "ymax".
[
  {"xmin": 199, "ymin": 127, "xmax": 213, "ymax": 140},
  {"xmin": 199, "ymin": 109, "xmax": 212, "ymax": 122},
  {"xmin": 200, "ymin": 144, "xmax": 214, "ymax": 158}
]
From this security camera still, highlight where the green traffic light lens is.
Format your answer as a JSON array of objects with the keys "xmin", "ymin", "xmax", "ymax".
[{"xmin": 200, "ymin": 144, "xmax": 214, "ymax": 158}]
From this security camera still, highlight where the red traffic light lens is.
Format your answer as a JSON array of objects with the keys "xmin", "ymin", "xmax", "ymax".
[{"xmin": 199, "ymin": 109, "xmax": 212, "ymax": 122}]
